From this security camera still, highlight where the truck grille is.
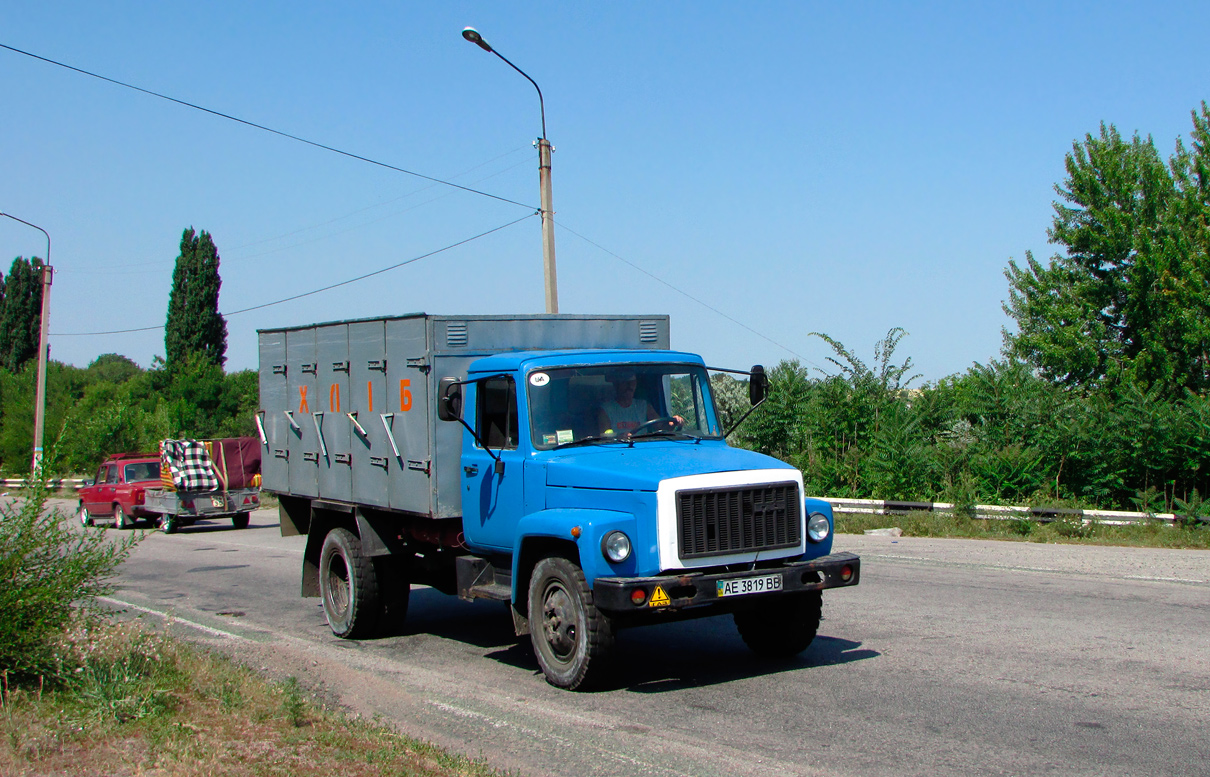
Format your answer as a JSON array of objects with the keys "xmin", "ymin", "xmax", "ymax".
[{"xmin": 676, "ymin": 482, "xmax": 801, "ymax": 559}]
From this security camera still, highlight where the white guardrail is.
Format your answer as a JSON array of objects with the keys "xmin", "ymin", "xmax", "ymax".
[
  {"xmin": 0, "ymin": 479, "xmax": 1196, "ymax": 527},
  {"xmin": 825, "ymin": 497, "xmax": 1196, "ymax": 527},
  {"xmin": 3, "ymin": 478, "xmax": 88, "ymax": 490}
]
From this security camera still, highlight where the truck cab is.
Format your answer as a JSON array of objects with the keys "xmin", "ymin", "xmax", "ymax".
[{"xmin": 441, "ymin": 349, "xmax": 858, "ymax": 687}]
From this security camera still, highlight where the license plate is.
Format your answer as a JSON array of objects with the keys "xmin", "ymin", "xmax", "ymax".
[
  {"xmin": 211, "ymin": 497, "xmax": 225, "ymax": 508},
  {"xmin": 716, "ymin": 573, "xmax": 783, "ymax": 598}
]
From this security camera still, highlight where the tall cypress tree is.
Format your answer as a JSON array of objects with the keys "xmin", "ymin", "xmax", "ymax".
[
  {"xmin": 165, "ymin": 228, "xmax": 228, "ymax": 369},
  {"xmin": 0, "ymin": 257, "xmax": 45, "ymax": 372}
]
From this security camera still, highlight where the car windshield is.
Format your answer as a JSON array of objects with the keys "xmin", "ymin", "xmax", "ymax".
[
  {"xmin": 124, "ymin": 462, "xmax": 161, "ymax": 483},
  {"xmin": 527, "ymin": 363, "xmax": 722, "ymax": 450}
]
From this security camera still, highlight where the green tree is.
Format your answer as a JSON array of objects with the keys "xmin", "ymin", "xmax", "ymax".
[
  {"xmin": 165, "ymin": 228, "xmax": 228, "ymax": 370},
  {"xmin": 0, "ymin": 256, "xmax": 46, "ymax": 372},
  {"xmin": 1004, "ymin": 105, "xmax": 1210, "ymax": 397}
]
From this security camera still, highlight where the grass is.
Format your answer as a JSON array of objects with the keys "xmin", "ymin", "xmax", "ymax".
[
  {"xmin": 0, "ymin": 617, "xmax": 514, "ymax": 777},
  {"xmin": 835, "ymin": 510, "xmax": 1210, "ymax": 549}
]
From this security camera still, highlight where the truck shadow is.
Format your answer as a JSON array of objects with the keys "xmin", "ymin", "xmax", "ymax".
[{"xmin": 402, "ymin": 588, "xmax": 880, "ymax": 691}]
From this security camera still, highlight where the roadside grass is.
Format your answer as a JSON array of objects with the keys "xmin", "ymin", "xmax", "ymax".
[
  {"xmin": 0, "ymin": 617, "xmax": 513, "ymax": 777},
  {"xmin": 835, "ymin": 510, "xmax": 1210, "ymax": 550}
]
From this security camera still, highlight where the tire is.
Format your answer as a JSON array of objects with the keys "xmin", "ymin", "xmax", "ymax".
[
  {"xmin": 159, "ymin": 515, "xmax": 178, "ymax": 534},
  {"xmin": 734, "ymin": 589, "xmax": 822, "ymax": 658},
  {"xmin": 528, "ymin": 555, "xmax": 614, "ymax": 690},
  {"xmin": 114, "ymin": 504, "xmax": 132, "ymax": 530},
  {"xmin": 232, "ymin": 512, "xmax": 251, "ymax": 530},
  {"xmin": 319, "ymin": 528, "xmax": 382, "ymax": 639},
  {"xmin": 78, "ymin": 503, "xmax": 93, "ymax": 527}
]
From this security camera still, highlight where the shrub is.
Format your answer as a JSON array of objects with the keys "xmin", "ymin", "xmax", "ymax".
[{"xmin": 0, "ymin": 477, "xmax": 139, "ymax": 681}]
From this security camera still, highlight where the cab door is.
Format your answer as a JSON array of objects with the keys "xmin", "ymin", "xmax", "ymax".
[{"xmin": 460, "ymin": 376, "xmax": 526, "ymax": 552}]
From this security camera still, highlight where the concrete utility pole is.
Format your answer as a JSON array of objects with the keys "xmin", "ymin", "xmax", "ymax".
[
  {"xmin": 0, "ymin": 212, "xmax": 53, "ymax": 476},
  {"xmin": 462, "ymin": 27, "xmax": 559, "ymax": 314}
]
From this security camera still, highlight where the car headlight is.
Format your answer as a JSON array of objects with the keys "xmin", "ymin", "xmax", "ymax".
[
  {"xmin": 602, "ymin": 530, "xmax": 632, "ymax": 563},
  {"xmin": 807, "ymin": 512, "xmax": 831, "ymax": 542}
]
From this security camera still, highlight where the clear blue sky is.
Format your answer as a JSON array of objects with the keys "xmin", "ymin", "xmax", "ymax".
[{"xmin": 2, "ymin": 2, "xmax": 1208, "ymax": 382}]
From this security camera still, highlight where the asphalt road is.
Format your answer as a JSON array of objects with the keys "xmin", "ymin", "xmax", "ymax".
[{"xmin": 65, "ymin": 499, "xmax": 1210, "ymax": 777}]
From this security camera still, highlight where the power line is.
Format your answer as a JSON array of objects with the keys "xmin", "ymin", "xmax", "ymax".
[
  {"xmin": 50, "ymin": 213, "xmax": 537, "ymax": 336},
  {"xmin": 554, "ymin": 220, "xmax": 830, "ymax": 373},
  {"xmin": 0, "ymin": 42, "xmax": 537, "ymax": 211}
]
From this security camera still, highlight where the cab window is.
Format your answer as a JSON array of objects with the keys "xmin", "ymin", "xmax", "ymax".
[
  {"xmin": 477, "ymin": 377, "xmax": 518, "ymax": 449},
  {"xmin": 104, "ymin": 465, "xmax": 119, "ymax": 484},
  {"xmin": 124, "ymin": 462, "xmax": 160, "ymax": 483}
]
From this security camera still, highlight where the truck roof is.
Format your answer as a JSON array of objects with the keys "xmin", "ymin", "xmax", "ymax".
[{"xmin": 467, "ymin": 348, "xmax": 706, "ymax": 373}]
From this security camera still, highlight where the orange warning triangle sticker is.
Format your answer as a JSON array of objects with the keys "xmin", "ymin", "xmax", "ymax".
[{"xmin": 649, "ymin": 586, "xmax": 670, "ymax": 607}]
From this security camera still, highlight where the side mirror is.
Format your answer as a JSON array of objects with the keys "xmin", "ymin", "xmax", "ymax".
[
  {"xmin": 83, "ymin": 479, "xmax": 95, "ymax": 487},
  {"xmin": 437, "ymin": 377, "xmax": 463, "ymax": 422},
  {"xmin": 749, "ymin": 365, "xmax": 768, "ymax": 405}
]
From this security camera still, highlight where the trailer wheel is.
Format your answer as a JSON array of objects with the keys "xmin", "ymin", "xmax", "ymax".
[
  {"xmin": 527, "ymin": 555, "xmax": 614, "ymax": 690},
  {"xmin": 114, "ymin": 504, "xmax": 132, "ymax": 530},
  {"xmin": 734, "ymin": 589, "xmax": 822, "ymax": 658},
  {"xmin": 319, "ymin": 528, "xmax": 381, "ymax": 639},
  {"xmin": 78, "ymin": 503, "xmax": 93, "ymax": 527},
  {"xmin": 159, "ymin": 514, "xmax": 178, "ymax": 534},
  {"xmin": 232, "ymin": 512, "xmax": 250, "ymax": 530}
]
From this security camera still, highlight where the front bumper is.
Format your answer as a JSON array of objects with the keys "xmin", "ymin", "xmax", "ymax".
[{"xmin": 592, "ymin": 551, "xmax": 860, "ymax": 614}]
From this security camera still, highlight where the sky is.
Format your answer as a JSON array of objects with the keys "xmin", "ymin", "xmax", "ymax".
[{"xmin": 2, "ymin": 2, "xmax": 1208, "ymax": 384}]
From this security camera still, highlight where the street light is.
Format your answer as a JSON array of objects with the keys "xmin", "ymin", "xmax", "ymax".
[
  {"xmin": 0, "ymin": 212, "xmax": 54, "ymax": 477},
  {"xmin": 462, "ymin": 26, "xmax": 558, "ymax": 314}
]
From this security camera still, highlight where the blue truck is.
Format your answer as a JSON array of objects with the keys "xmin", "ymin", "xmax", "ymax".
[{"xmin": 258, "ymin": 313, "xmax": 859, "ymax": 689}]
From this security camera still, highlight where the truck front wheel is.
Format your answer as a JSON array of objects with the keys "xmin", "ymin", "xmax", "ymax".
[
  {"xmin": 528, "ymin": 555, "xmax": 614, "ymax": 690},
  {"xmin": 734, "ymin": 589, "xmax": 822, "ymax": 658},
  {"xmin": 319, "ymin": 528, "xmax": 381, "ymax": 639}
]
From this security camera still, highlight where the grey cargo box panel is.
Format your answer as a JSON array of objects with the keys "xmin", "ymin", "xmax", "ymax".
[{"xmin": 258, "ymin": 313, "xmax": 670, "ymax": 518}]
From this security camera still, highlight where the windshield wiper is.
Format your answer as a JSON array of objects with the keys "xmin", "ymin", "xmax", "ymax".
[
  {"xmin": 623, "ymin": 429, "xmax": 696, "ymax": 442},
  {"xmin": 553, "ymin": 435, "xmax": 624, "ymax": 450}
]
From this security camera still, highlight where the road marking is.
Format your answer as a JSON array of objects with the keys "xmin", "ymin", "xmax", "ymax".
[
  {"xmin": 1123, "ymin": 575, "xmax": 1207, "ymax": 584},
  {"xmin": 98, "ymin": 596, "xmax": 250, "ymax": 641}
]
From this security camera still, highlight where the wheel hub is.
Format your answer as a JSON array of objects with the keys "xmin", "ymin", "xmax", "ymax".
[{"xmin": 542, "ymin": 585, "xmax": 577, "ymax": 659}]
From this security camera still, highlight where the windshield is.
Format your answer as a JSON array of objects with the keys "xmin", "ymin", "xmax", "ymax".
[{"xmin": 527, "ymin": 363, "xmax": 721, "ymax": 450}]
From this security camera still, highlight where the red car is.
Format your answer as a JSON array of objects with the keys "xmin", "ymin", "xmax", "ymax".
[{"xmin": 77, "ymin": 453, "xmax": 162, "ymax": 529}]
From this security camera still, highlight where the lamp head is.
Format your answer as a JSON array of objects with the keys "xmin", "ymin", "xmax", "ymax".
[{"xmin": 462, "ymin": 27, "xmax": 493, "ymax": 52}]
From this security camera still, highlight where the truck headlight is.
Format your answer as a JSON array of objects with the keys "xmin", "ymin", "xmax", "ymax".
[
  {"xmin": 602, "ymin": 531, "xmax": 632, "ymax": 563},
  {"xmin": 807, "ymin": 512, "xmax": 831, "ymax": 542}
]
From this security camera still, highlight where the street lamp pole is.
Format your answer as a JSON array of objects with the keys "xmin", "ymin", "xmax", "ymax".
[
  {"xmin": 0, "ymin": 212, "xmax": 53, "ymax": 476},
  {"xmin": 462, "ymin": 27, "xmax": 558, "ymax": 314}
]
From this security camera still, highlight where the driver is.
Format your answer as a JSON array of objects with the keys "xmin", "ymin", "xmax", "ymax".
[{"xmin": 597, "ymin": 370, "xmax": 682, "ymax": 435}]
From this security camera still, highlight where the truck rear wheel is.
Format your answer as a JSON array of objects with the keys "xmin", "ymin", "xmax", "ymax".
[
  {"xmin": 734, "ymin": 589, "xmax": 822, "ymax": 658},
  {"xmin": 232, "ymin": 512, "xmax": 250, "ymax": 529},
  {"xmin": 528, "ymin": 555, "xmax": 613, "ymax": 690},
  {"xmin": 319, "ymin": 528, "xmax": 381, "ymax": 639}
]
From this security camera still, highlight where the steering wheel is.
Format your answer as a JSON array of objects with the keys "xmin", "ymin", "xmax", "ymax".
[{"xmin": 627, "ymin": 416, "xmax": 683, "ymax": 436}]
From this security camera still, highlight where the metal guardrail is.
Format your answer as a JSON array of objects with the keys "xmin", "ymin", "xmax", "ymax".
[
  {"xmin": 825, "ymin": 497, "xmax": 1198, "ymax": 527},
  {"xmin": 0, "ymin": 479, "xmax": 1199, "ymax": 526},
  {"xmin": 2, "ymin": 477, "xmax": 87, "ymax": 490}
]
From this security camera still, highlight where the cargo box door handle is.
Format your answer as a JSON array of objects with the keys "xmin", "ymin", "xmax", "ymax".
[
  {"xmin": 311, "ymin": 412, "xmax": 328, "ymax": 458},
  {"xmin": 284, "ymin": 411, "xmax": 302, "ymax": 432},
  {"xmin": 346, "ymin": 412, "xmax": 368, "ymax": 438},
  {"xmin": 380, "ymin": 414, "xmax": 402, "ymax": 460},
  {"xmin": 255, "ymin": 411, "xmax": 268, "ymax": 445}
]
